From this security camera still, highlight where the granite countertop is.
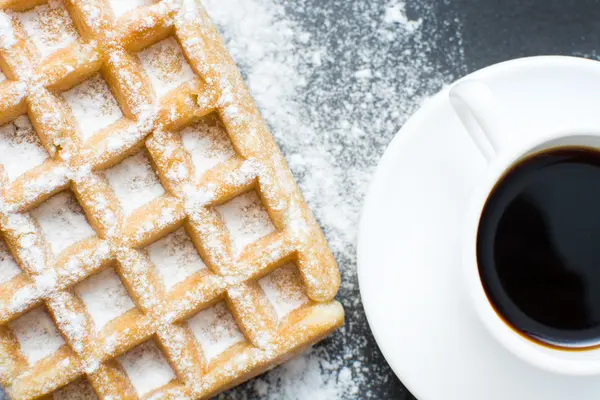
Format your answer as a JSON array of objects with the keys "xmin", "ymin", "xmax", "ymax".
[{"xmin": 3, "ymin": 1, "xmax": 600, "ymax": 399}]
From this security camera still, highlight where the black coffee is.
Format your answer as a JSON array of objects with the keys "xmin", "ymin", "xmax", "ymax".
[{"xmin": 477, "ymin": 147, "xmax": 600, "ymax": 348}]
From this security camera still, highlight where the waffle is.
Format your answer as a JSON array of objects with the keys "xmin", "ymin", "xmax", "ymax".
[{"xmin": 0, "ymin": 0, "xmax": 344, "ymax": 398}]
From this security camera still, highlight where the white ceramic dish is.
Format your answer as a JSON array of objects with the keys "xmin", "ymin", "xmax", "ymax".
[{"xmin": 357, "ymin": 56, "xmax": 600, "ymax": 400}]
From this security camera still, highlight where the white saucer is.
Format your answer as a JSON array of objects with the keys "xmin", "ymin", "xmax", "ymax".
[{"xmin": 357, "ymin": 56, "xmax": 600, "ymax": 400}]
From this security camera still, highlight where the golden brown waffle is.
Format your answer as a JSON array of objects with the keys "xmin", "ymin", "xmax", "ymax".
[{"xmin": 0, "ymin": 0, "xmax": 344, "ymax": 398}]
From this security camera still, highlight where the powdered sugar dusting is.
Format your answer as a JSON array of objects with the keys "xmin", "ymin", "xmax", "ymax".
[
  {"xmin": 181, "ymin": 0, "xmax": 199, "ymax": 22},
  {"xmin": 146, "ymin": 227, "xmax": 207, "ymax": 290},
  {"xmin": 0, "ymin": 236, "xmax": 20, "ymax": 285},
  {"xmin": 16, "ymin": 0, "xmax": 78, "ymax": 58},
  {"xmin": 252, "ymin": 352, "xmax": 342, "ymax": 400},
  {"xmin": 0, "ymin": 12, "xmax": 16, "ymax": 50},
  {"xmin": 3, "ymin": 213, "xmax": 46, "ymax": 273},
  {"xmin": 74, "ymin": 268, "xmax": 136, "ymax": 331},
  {"xmin": 53, "ymin": 379, "xmax": 98, "ymax": 400},
  {"xmin": 31, "ymin": 191, "xmax": 96, "ymax": 255},
  {"xmin": 9, "ymin": 307, "xmax": 66, "ymax": 365},
  {"xmin": 138, "ymin": 37, "xmax": 196, "ymax": 98},
  {"xmin": 109, "ymin": 0, "xmax": 158, "ymax": 18},
  {"xmin": 48, "ymin": 291, "xmax": 88, "ymax": 355},
  {"xmin": 0, "ymin": 115, "xmax": 49, "ymax": 182},
  {"xmin": 258, "ymin": 264, "xmax": 309, "ymax": 320},
  {"xmin": 103, "ymin": 150, "xmax": 166, "ymax": 215},
  {"xmin": 383, "ymin": 1, "xmax": 422, "ymax": 32},
  {"xmin": 180, "ymin": 115, "xmax": 236, "ymax": 178},
  {"xmin": 62, "ymin": 73, "xmax": 123, "ymax": 142},
  {"xmin": 187, "ymin": 301, "xmax": 245, "ymax": 363},
  {"xmin": 118, "ymin": 340, "xmax": 176, "ymax": 397},
  {"xmin": 216, "ymin": 191, "xmax": 275, "ymax": 257}
]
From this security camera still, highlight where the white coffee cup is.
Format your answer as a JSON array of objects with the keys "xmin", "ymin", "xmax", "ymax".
[{"xmin": 451, "ymin": 79, "xmax": 600, "ymax": 376}]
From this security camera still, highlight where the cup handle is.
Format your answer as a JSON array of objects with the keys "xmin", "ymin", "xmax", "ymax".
[{"xmin": 449, "ymin": 80, "xmax": 502, "ymax": 163}]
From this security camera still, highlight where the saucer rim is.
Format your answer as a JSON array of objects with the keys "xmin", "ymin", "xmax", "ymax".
[{"xmin": 356, "ymin": 55, "xmax": 600, "ymax": 399}]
